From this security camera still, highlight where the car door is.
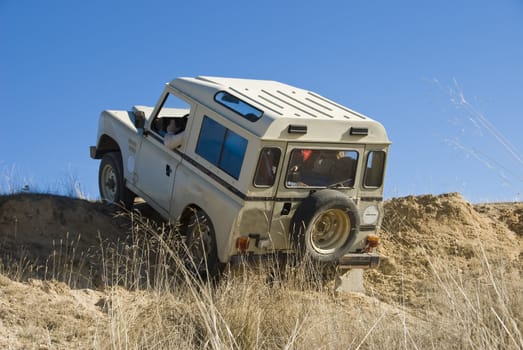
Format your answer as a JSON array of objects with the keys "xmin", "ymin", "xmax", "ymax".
[
  {"xmin": 134, "ymin": 127, "xmax": 181, "ymax": 215},
  {"xmin": 133, "ymin": 92, "xmax": 191, "ymax": 216}
]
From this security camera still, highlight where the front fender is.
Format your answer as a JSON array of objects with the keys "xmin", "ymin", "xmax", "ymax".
[{"xmin": 93, "ymin": 110, "xmax": 143, "ymax": 179}]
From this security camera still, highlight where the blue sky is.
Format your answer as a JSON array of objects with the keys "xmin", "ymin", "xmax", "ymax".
[{"xmin": 1, "ymin": 0, "xmax": 522, "ymax": 203}]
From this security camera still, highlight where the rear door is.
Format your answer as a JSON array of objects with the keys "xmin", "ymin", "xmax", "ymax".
[
  {"xmin": 248, "ymin": 145, "xmax": 284, "ymax": 234},
  {"xmin": 268, "ymin": 143, "xmax": 363, "ymax": 245}
]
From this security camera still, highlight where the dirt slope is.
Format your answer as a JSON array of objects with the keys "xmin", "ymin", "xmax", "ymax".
[
  {"xmin": 0, "ymin": 192, "xmax": 521, "ymax": 349},
  {"xmin": 0, "ymin": 194, "xmax": 133, "ymax": 288},
  {"xmin": 0, "ymin": 194, "xmax": 128, "ymax": 259}
]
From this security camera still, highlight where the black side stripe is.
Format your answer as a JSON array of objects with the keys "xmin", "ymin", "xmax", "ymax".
[
  {"xmin": 146, "ymin": 132, "xmax": 250, "ymax": 201},
  {"xmin": 360, "ymin": 196, "xmax": 383, "ymax": 202},
  {"xmin": 173, "ymin": 149, "xmax": 307, "ymax": 202},
  {"xmin": 175, "ymin": 149, "xmax": 247, "ymax": 200},
  {"xmin": 171, "ymin": 149, "xmax": 383, "ymax": 204}
]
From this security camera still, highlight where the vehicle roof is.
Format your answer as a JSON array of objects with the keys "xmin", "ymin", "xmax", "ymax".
[{"xmin": 169, "ymin": 76, "xmax": 390, "ymax": 144}]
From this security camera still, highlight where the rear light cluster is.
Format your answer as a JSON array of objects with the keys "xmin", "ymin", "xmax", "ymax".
[
  {"xmin": 236, "ymin": 236, "xmax": 271, "ymax": 253},
  {"xmin": 236, "ymin": 237, "xmax": 250, "ymax": 252}
]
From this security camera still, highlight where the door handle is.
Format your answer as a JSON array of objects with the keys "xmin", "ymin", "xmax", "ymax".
[
  {"xmin": 281, "ymin": 202, "xmax": 291, "ymax": 215},
  {"xmin": 165, "ymin": 164, "xmax": 172, "ymax": 176}
]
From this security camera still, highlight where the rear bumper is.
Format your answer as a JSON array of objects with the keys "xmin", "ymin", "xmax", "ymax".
[
  {"xmin": 230, "ymin": 252, "xmax": 289, "ymax": 266},
  {"xmin": 338, "ymin": 253, "xmax": 380, "ymax": 269}
]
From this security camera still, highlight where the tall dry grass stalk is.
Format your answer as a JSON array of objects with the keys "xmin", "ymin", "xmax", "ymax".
[{"xmin": 424, "ymin": 245, "xmax": 522, "ymax": 350}]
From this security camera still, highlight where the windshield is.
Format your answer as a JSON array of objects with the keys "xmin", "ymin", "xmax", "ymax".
[{"xmin": 285, "ymin": 149, "xmax": 358, "ymax": 188}]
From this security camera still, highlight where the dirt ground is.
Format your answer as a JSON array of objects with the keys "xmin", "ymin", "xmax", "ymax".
[{"xmin": 0, "ymin": 192, "xmax": 521, "ymax": 349}]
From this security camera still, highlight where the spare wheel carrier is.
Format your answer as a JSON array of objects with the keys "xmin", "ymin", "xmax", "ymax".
[{"xmin": 290, "ymin": 189, "xmax": 360, "ymax": 262}]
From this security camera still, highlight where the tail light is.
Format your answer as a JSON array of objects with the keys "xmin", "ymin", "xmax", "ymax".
[
  {"xmin": 236, "ymin": 237, "xmax": 250, "ymax": 252},
  {"xmin": 366, "ymin": 235, "xmax": 380, "ymax": 248}
]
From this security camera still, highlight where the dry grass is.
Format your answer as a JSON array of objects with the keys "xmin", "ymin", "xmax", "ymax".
[
  {"xmin": 424, "ymin": 247, "xmax": 522, "ymax": 349},
  {"xmin": 0, "ymin": 202, "xmax": 521, "ymax": 349}
]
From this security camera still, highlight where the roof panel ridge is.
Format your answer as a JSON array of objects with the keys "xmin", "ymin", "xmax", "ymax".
[
  {"xmin": 307, "ymin": 91, "xmax": 367, "ymax": 120},
  {"xmin": 261, "ymin": 89, "xmax": 318, "ymax": 118},
  {"xmin": 195, "ymin": 76, "xmax": 219, "ymax": 84},
  {"xmin": 276, "ymin": 89, "xmax": 334, "ymax": 119}
]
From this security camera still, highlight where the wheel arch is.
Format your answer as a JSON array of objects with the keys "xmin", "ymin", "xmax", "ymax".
[
  {"xmin": 179, "ymin": 204, "xmax": 203, "ymax": 229},
  {"xmin": 178, "ymin": 204, "xmax": 232, "ymax": 264},
  {"xmin": 92, "ymin": 134, "xmax": 121, "ymax": 159}
]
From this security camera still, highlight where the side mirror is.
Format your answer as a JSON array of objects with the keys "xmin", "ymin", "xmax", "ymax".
[{"xmin": 133, "ymin": 110, "xmax": 145, "ymax": 129}]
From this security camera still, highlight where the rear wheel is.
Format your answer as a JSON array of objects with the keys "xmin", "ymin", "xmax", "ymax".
[
  {"xmin": 99, "ymin": 152, "xmax": 135, "ymax": 209},
  {"xmin": 184, "ymin": 208, "xmax": 222, "ymax": 279}
]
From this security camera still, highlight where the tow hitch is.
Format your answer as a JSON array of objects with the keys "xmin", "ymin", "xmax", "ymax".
[{"xmin": 338, "ymin": 253, "xmax": 380, "ymax": 269}]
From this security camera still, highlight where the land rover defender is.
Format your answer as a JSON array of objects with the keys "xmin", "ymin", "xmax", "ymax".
[{"xmin": 90, "ymin": 76, "xmax": 390, "ymax": 275}]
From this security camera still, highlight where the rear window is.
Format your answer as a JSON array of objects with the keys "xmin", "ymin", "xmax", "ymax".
[
  {"xmin": 214, "ymin": 91, "xmax": 263, "ymax": 122},
  {"xmin": 286, "ymin": 149, "xmax": 358, "ymax": 188},
  {"xmin": 254, "ymin": 148, "xmax": 281, "ymax": 187}
]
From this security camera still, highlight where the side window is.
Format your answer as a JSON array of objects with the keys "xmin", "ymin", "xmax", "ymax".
[
  {"xmin": 151, "ymin": 93, "xmax": 191, "ymax": 136},
  {"xmin": 221, "ymin": 131, "xmax": 248, "ymax": 178},
  {"xmin": 214, "ymin": 91, "xmax": 263, "ymax": 122},
  {"xmin": 254, "ymin": 148, "xmax": 281, "ymax": 187},
  {"xmin": 195, "ymin": 117, "xmax": 225, "ymax": 164},
  {"xmin": 364, "ymin": 151, "xmax": 386, "ymax": 188},
  {"xmin": 196, "ymin": 116, "xmax": 248, "ymax": 179}
]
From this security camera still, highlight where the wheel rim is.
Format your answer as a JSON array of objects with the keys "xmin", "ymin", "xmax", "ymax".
[
  {"xmin": 309, "ymin": 208, "xmax": 351, "ymax": 255},
  {"xmin": 100, "ymin": 163, "xmax": 117, "ymax": 202}
]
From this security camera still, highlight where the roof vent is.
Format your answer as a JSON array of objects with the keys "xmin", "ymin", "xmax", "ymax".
[
  {"xmin": 288, "ymin": 125, "xmax": 307, "ymax": 134},
  {"xmin": 350, "ymin": 127, "xmax": 368, "ymax": 136}
]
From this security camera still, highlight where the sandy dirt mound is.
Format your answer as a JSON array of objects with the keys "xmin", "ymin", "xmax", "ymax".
[
  {"xmin": 476, "ymin": 201, "xmax": 523, "ymax": 236},
  {"xmin": 366, "ymin": 193, "xmax": 523, "ymax": 308},
  {"xmin": 0, "ymin": 275, "xmax": 105, "ymax": 349}
]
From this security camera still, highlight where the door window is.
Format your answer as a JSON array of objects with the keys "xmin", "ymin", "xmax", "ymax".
[{"xmin": 151, "ymin": 93, "xmax": 191, "ymax": 137}]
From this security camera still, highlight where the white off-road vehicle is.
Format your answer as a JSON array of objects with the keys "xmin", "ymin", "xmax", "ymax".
[{"xmin": 90, "ymin": 76, "xmax": 390, "ymax": 275}]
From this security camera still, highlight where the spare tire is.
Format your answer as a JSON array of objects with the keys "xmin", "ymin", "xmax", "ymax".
[{"xmin": 290, "ymin": 189, "xmax": 360, "ymax": 262}]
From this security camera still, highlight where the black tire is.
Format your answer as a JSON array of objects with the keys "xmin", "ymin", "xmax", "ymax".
[
  {"xmin": 184, "ymin": 208, "xmax": 222, "ymax": 279},
  {"xmin": 98, "ymin": 152, "xmax": 135, "ymax": 209},
  {"xmin": 290, "ymin": 189, "xmax": 360, "ymax": 262}
]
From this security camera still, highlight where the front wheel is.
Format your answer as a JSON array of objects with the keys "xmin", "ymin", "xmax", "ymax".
[{"xmin": 98, "ymin": 152, "xmax": 135, "ymax": 209}]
